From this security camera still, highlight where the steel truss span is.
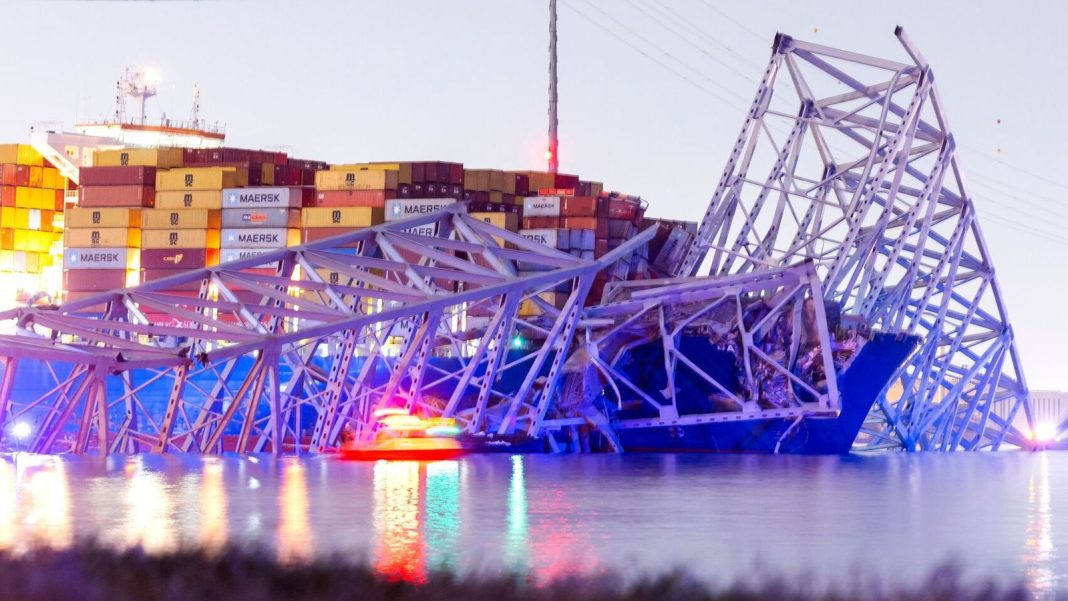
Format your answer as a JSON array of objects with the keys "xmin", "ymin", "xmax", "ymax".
[
  {"xmin": 0, "ymin": 205, "xmax": 653, "ymax": 454},
  {"xmin": 676, "ymin": 27, "xmax": 1035, "ymax": 451}
]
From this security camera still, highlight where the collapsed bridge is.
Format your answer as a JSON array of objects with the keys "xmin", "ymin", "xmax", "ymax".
[{"xmin": 0, "ymin": 28, "xmax": 1039, "ymax": 453}]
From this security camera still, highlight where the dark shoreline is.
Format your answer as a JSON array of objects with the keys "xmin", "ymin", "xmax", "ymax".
[{"xmin": 0, "ymin": 543, "xmax": 1036, "ymax": 601}]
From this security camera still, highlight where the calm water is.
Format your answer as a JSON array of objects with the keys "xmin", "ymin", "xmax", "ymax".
[{"xmin": 0, "ymin": 452, "xmax": 1064, "ymax": 595}]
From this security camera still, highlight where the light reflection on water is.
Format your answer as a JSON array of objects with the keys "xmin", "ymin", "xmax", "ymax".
[{"xmin": 0, "ymin": 451, "xmax": 1064, "ymax": 596}]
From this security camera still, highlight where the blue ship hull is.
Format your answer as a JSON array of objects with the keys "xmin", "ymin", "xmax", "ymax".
[{"xmin": 613, "ymin": 333, "xmax": 917, "ymax": 454}]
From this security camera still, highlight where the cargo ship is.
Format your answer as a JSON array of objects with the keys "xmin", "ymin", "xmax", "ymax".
[{"xmin": 0, "ymin": 68, "xmax": 919, "ymax": 455}]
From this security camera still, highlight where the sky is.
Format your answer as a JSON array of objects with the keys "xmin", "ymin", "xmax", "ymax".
[{"xmin": 0, "ymin": 0, "xmax": 1066, "ymax": 389}]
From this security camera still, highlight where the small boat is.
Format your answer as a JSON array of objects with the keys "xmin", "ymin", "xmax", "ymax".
[{"xmin": 338, "ymin": 409, "xmax": 469, "ymax": 461}]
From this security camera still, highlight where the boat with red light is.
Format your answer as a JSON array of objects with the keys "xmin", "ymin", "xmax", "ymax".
[{"xmin": 337, "ymin": 409, "xmax": 469, "ymax": 461}]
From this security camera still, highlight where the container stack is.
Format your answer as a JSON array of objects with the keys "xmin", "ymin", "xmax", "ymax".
[
  {"xmin": 220, "ymin": 186, "xmax": 304, "ymax": 264},
  {"xmin": 63, "ymin": 148, "xmax": 181, "ymax": 302},
  {"xmin": 305, "ymin": 163, "xmax": 409, "ymax": 249},
  {"xmin": 0, "ymin": 144, "xmax": 66, "ymax": 302},
  {"xmin": 141, "ymin": 165, "xmax": 241, "ymax": 288}
]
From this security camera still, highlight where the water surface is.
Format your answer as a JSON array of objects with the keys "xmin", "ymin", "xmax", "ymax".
[{"xmin": 0, "ymin": 452, "xmax": 1062, "ymax": 596}]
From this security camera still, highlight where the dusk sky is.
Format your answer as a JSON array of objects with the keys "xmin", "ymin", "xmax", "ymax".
[{"xmin": 1, "ymin": 0, "xmax": 1065, "ymax": 388}]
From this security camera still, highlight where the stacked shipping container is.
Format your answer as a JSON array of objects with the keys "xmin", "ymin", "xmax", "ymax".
[{"xmin": 0, "ymin": 144, "xmax": 65, "ymax": 302}]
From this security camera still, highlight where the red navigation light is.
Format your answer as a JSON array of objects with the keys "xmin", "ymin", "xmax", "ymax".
[{"xmin": 543, "ymin": 149, "xmax": 553, "ymax": 161}]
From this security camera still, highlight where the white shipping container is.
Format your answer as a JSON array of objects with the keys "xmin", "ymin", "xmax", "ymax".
[
  {"xmin": 522, "ymin": 196, "xmax": 562, "ymax": 218},
  {"xmin": 518, "ymin": 228, "xmax": 563, "ymax": 249},
  {"xmin": 222, "ymin": 187, "xmax": 303, "ymax": 209},
  {"xmin": 384, "ymin": 198, "xmax": 456, "ymax": 222},
  {"xmin": 400, "ymin": 223, "xmax": 439, "ymax": 237},
  {"xmin": 220, "ymin": 248, "xmax": 277, "ymax": 264},
  {"xmin": 221, "ymin": 208, "xmax": 300, "ymax": 229},
  {"xmin": 64, "ymin": 247, "xmax": 131, "ymax": 270},
  {"xmin": 221, "ymin": 228, "xmax": 291, "ymax": 249}
]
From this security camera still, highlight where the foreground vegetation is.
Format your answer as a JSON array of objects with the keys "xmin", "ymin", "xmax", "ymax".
[{"xmin": 0, "ymin": 543, "xmax": 1036, "ymax": 601}]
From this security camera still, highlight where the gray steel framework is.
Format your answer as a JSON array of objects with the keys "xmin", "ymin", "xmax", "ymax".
[
  {"xmin": 0, "ymin": 205, "xmax": 652, "ymax": 454},
  {"xmin": 0, "ymin": 28, "xmax": 1039, "ymax": 454},
  {"xmin": 676, "ymin": 28, "xmax": 1035, "ymax": 450}
]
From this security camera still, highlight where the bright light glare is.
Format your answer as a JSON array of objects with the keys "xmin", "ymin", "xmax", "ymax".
[
  {"xmin": 12, "ymin": 421, "xmax": 31, "ymax": 440},
  {"xmin": 144, "ymin": 69, "xmax": 162, "ymax": 84},
  {"xmin": 543, "ymin": 150, "xmax": 553, "ymax": 160},
  {"xmin": 1033, "ymin": 421, "xmax": 1059, "ymax": 443}
]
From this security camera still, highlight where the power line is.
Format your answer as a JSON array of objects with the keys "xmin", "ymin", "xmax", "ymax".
[
  {"xmin": 557, "ymin": 0, "xmax": 746, "ymax": 109},
  {"xmin": 570, "ymin": 0, "xmax": 753, "ymax": 105},
  {"xmin": 648, "ymin": 0, "xmax": 767, "ymax": 73},
  {"xmin": 696, "ymin": 0, "xmax": 767, "ymax": 44},
  {"xmin": 619, "ymin": 0, "xmax": 759, "ymax": 84}
]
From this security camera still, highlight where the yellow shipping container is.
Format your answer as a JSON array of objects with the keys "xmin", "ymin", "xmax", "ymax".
[
  {"xmin": 261, "ymin": 163, "xmax": 275, "ymax": 186},
  {"xmin": 331, "ymin": 162, "xmax": 412, "ymax": 185},
  {"xmin": 1, "ymin": 208, "xmax": 55, "ymax": 232},
  {"xmin": 315, "ymin": 169, "xmax": 398, "ymax": 191},
  {"xmin": 12, "ymin": 251, "xmax": 41, "ymax": 274},
  {"xmin": 65, "ymin": 207, "xmax": 141, "ymax": 228},
  {"xmin": 142, "ymin": 208, "xmax": 221, "ymax": 230},
  {"xmin": 519, "ymin": 292, "xmax": 568, "ymax": 317},
  {"xmin": 0, "ymin": 144, "xmax": 43, "ymax": 166},
  {"xmin": 301, "ymin": 207, "xmax": 384, "ymax": 228},
  {"xmin": 16, "ymin": 230, "xmax": 59, "ymax": 253},
  {"xmin": 470, "ymin": 211, "xmax": 518, "ymax": 234},
  {"xmin": 92, "ymin": 147, "xmax": 184, "ymax": 168},
  {"xmin": 156, "ymin": 167, "xmax": 247, "ymax": 191},
  {"xmin": 154, "ymin": 190, "xmax": 224, "ymax": 209},
  {"xmin": 28, "ymin": 166, "xmax": 43, "ymax": 187},
  {"xmin": 141, "ymin": 229, "xmax": 221, "ymax": 249},
  {"xmin": 42, "ymin": 167, "xmax": 58, "ymax": 190},
  {"xmin": 14, "ymin": 187, "xmax": 55, "ymax": 210}
]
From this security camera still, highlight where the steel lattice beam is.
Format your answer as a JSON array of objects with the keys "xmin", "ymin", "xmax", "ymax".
[
  {"xmin": 676, "ymin": 27, "xmax": 1034, "ymax": 450},
  {"xmin": 0, "ymin": 205, "xmax": 654, "ymax": 453}
]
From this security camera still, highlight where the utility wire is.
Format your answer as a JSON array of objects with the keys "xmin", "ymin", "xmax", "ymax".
[
  {"xmin": 649, "ymin": 0, "xmax": 767, "ymax": 74},
  {"xmin": 571, "ymin": 0, "xmax": 753, "ymax": 105},
  {"xmin": 696, "ymin": 0, "xmax": 768, "ymax": 44},
  {"xmin": 619, "ymin": 0, "xmax": 759, "ymax": 84}
]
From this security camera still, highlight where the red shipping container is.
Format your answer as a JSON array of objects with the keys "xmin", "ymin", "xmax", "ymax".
[
  {"xmin": 142, "ymin": 248, "xmax": 217, "ymax": 270},
  {"xmin": 595, "ymin": 238, "xmax": 609, "ymax": 257},
  {"xmin": 314, "ymin": 189, "xmax": 395, "ymax": 208},
  {"xmin": 555, "ymin": 173, "xmax": 580, "ymax": 189},
  {"xmin": 80, "ymin": 166, "xmax": 157, "ymax": 187},
  {"xmin": 1, "ymin": 186, "xmax": 14, "ymax": 207},
  {"xmin": 410, "ymin": 162, "xmax": 425, "ymax": 183},
  {"xmin": 463, "ymin": 190, "xmax": 489, "ymax": 203},
  {"xmin": 302, "ymin": 227, "xmax": 362, "ymax": 247},
  {"xmin": 55, "ymin": 189, "xmax": 65, "ymax": 212},
  {"xmin": 512, "ymin": 173, "xmax": 530, "ymax": 197},
  {"xmin": 522, "ymin": 216, "xmax": 561, "ymax": 229},
  {"xmin": 0, "ymin": 165, "xmax": 14, "ymax": 186},
  {"xmin": 15, "ymin": 165, "xmax": 29, "ymax": 187},
  {"xmin": 423, "ymin": 161, "xmax": 443, "ymax": 183},
  {"xmin": 561, "ymin": 197, "xmax": 598, "ymax": 217},
  {"xmin": 79, "ymin": 185, "xmax": 155, "ymax": 208},
  {"xmin": 64, "ymin": 269, "xmax": 128, "ymax": 292},
  {"xmin": 447, "ymin": 162, "xmax": 463, "ymax": 185},
  {"xmin": 141, "ymin": 269, "xmax": 205, "ymax": 291},
  {"xmin": 562, "ymin": 217, "xmax": 609, "ymax": 238}
]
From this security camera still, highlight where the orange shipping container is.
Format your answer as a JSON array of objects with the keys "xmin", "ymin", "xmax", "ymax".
[
  {"xmin": 79, "ymin": 185, "xmax": 155, "ymax": 208},
  {"xmin": 64, "ymin": 228, "xmax": 140, "ymax": 248},
  {"xmin": 92, "ymin": 147, "xmax": 184, "ymax": 168},
  {"xmin": 14, "ymin": 187, "xmax": 55, "ymax": 210},
  {"xmin": 0, "ymin": 144, "xmax": 43, "ymax": 166},
  {"xmin": 154, "ymin": 190, "xmax": 223, "ymax": 209},
  {"xmin": 156, "ymin": 167, "xmax": 248, "ymax": 191},
  {"xmin": 301, "ymin": 207, "xmax": 383, "ymax": 228},
  {"xmin": 315, "ymin": 169, "xmax": 398, "ymax": 191},
  {"xmin": 65, "ymin": 207, "xmax": 142, "ymax": 228}
]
